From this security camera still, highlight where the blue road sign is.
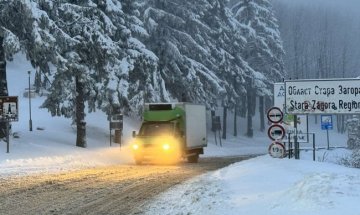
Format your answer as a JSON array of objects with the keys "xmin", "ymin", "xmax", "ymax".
[{"xmin": 321, "ymin": 115, "xmax": 333, "ymax": 130}]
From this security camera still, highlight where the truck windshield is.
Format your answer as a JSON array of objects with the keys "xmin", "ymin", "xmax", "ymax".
[{"xmin": 139, "ymin": 122, "xmax": 174, "ymax": 136}]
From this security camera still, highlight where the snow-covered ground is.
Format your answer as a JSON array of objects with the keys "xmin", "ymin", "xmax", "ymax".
[
  {"xmin": 1, "ymin": 54, "xmax": 359, "ymax": 214},
  {"xmin": 145, "ymin": 153, "xmax": 359, "ymax": 215}
]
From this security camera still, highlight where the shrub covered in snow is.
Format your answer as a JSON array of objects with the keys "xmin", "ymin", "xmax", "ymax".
[
  {"xmin": 346, "ymin": 115, "xmax": 360, "ymax": 149},
  {"xmin": 339, "ymin": 149, "xmax": 360, "ymax": 168}
]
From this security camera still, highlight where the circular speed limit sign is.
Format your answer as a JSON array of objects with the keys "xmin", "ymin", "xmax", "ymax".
[{"xmin": 268, "ymin": 142, "xmax": 286, "ymax": 158}]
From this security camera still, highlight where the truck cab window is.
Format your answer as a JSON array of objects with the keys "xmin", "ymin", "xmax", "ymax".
[{"xmin": 140, "ymin": 122, "xmax": 173, "ymax": 136}]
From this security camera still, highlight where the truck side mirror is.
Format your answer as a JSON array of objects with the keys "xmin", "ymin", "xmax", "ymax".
[{"xmin": 132, "ymin": 131, "xmax": 136, "ymax": 138}]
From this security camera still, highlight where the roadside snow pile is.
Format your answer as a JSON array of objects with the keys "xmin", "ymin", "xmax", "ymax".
[
  {"xmin": 0, "ymin": 147, "xmax": 133, "ymax": 177},
  {"xmin": 145, "ymin": 155, "xmax": 360, "ymax": 215}
]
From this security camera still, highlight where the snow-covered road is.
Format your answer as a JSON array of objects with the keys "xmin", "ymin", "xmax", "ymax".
[{"xmin": 0, "ymin": 156, "xmax": 253, "ymax": 215}]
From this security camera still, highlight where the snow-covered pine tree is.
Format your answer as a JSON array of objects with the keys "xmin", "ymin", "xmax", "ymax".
[
  {"xmin": 143, "ymin": 0, "xmax": 228, "ymax": 109},
  {"xmin": 210, "ymin": 1, "xmax": 254, "ymax": 118},
  {"xmin": 0, "ymin": 34, "xmax": 7, "ymax": 138},
  {"xmin": 232, "ymin": 0, "xmax": 285, "ymax": 133},
  {"xmin": 231, "ymin": 0, "xmax": 285, "ymax": 84},
  {"xmin": 1, "ymin": 0, "xmax": 52, "ymax": 137},
  {"xmin": 1, "ymin": 1, "xmax": 68, "ymax": 76},
  {"xmin": 40, "ymin": 0, "xmax": 163, "ymax": 145},
  {"xmin": 38, "ymin": 0, "xmax": 127, "ymax": 147},
  {"xmin": 94, "ymin": 0, "xmax": 166, "ymax": 117}
]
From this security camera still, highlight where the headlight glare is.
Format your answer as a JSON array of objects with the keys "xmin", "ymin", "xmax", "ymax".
[
  {"xmin": 132, "ymin": 143, "xmax": 139, "ymax": 150},
  {"xmin": 162, "ymin": 143, "xmax": 170, "ymax": 150}
]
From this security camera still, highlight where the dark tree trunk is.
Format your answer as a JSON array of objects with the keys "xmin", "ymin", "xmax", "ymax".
[
  {"xmin": 341, "ymin": 115, "xmax": 346, "ymax": 133},
  {"xmin": 246, "ymin": 79, "xmax": 254, "ymax": 137},
  {"xmin": 233, "ymin": 106, "xmax": 237, "ymax": 137},
  {"xmin": 0, "ymin": 36, "xmax": 9, "ymax": 138},
  {"xmin": 265, "ymin": 96, "xmax": 272, "ymax": 114},
  {"xmin": 336, "ymin": 115, "xmax": 341, "ymax": 133},
  {"xmin": 246, "ymin": 111, "xmax": 253, "ymax": 137},
  {"xmin": 34, "ymin": 69, "xmax": 41, "ymax": 94},
  {"xmin": 211, "ymin": 110, "xmax": 215, "ymax": 132},
  {"xmin": 75, "ymin": 76, "xmax": 86, "ymax": 148},
  {"xmin": 222, "ymin": 106, "xmax": 227, "ymax": 139},
  {"xmin": 259, "ymin": 96, "xmax": 265, "ymax": 132}
]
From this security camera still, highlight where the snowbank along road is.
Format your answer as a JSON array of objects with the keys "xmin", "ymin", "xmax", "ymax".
[{"xmin": 0, "ymin": 156, "xmax": 255, "ymax": 215}]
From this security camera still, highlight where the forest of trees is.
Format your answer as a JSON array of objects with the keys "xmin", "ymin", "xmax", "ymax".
[
  {"xmin": 0, "ymin": 0, "xmax": 284, "ymax": 147},
  {"xmin": 273, "ymin": 0, "xmax": 360, "ymax": 80},
  {"xmin": 273, "ymin": 0, "xmax": 360, "ymax": 132}
]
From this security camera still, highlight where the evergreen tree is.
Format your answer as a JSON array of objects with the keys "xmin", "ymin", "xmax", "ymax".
[
  {"xmin": 0, "ymin": 1, "xmax": 47, "ymax": 138},
  {"xmin": 94, "ymin": 0, "xmax": 166, "ymax": 117},
  {"xmin": 143, "ymin": 0, "xmax": 230, "ymax": 109},
  {"xmin": 232, "ymin": 0, "xmax": 285, "ymax": 135},
  {"xmin": 232, "ymin": 0, "xmax": 285, "ymax": 84},
  {"xmin": 39, "ymin": 1, "xmax": 122, "ymax": 147},
  {"xmin": 40, "ymin": 0, "xmax": 162, "ymax": 145},
  {"xmin": 1, "ymin": 1, "xmax": 68, "ymax": 75},
  {"xmin": 0, "ymin": 35, "xmax": 7, "ymax": 138}
]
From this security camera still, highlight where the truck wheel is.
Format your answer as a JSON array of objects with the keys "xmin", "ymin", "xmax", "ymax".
[
  {"xmin": 134, "ymin": 155, "xmax": 143, "ymax": 165},
  {"xmin": 187, "ymin": 154, "xmax": 199, "ymax": 163},
  {"xmin": 135, "ymin": 159, "xmax": 142, "ymax": 165}
]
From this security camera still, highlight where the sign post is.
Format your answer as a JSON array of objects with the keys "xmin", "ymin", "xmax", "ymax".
[
  {"xmin": 294, "ymin": 114, "xmax": 299, "ymax": 159},
  {"xmin": 0, "ymin": 96, "xmax": 19, "ymax": 153},
  {"xmin": 321, "ymin": 115, "xmax": 333, "ymax": 149},
  {"xmin": 109, "ymin": 113, "xmax": 123, "ymax": 147}
]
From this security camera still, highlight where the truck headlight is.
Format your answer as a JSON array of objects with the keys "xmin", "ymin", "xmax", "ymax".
[
  {"xmin": 132, "ymin": 143, "xmax": 140, "ymax": 150},
  {"xmin": 162, "ymin": 143, "xmax": 170, "ymax": 151}
]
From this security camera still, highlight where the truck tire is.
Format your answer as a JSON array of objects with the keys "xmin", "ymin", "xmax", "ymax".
[
  {"xmin": 187, "ymin": 154, "xmax": 199, "ymax": 163},
  {"xmin": 134, "ymin": 155, "xmax": 143, "ymax": 165}
]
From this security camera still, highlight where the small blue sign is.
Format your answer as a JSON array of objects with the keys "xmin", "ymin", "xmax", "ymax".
[{"xmin": 321, "ymin": 115, "xmax": 333, "ymax": 130}]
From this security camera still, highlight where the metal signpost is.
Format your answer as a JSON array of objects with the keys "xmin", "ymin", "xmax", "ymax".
[
  {"xmin": 0, "ymin": 96, "xmax": 19, "ymax": 153},
  {"xmin": 321, "ymin": 115, "xmax": 333, "ymax": 150},
  {"xmin": 109, "ymin": 113, "xmax": 123, "ymax": 147},
  {"xmin": 28, "ymin": 71, "xmax": 33, "ymax": 131}
]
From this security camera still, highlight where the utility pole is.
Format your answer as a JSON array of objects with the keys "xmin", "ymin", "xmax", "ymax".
[{"xmin": 28, "ymin": 71, "xmax": 32, "ymax": 131}]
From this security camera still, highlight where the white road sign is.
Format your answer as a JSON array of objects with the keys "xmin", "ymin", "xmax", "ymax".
[
  {"xmin": 274, "ymin": 83, "xmax": 285, "ymax": 109},
  {"xmin": 273, "ymin": 83, "xmax": 308, "ymax": 143},
  {"xmin": 285, "ymin": 79, "xmax": 360, "ymax": 114},
  {"xmin": 0, "ymin": 96, "xmax": 18, "ymax": 122}
]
